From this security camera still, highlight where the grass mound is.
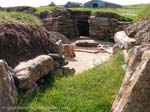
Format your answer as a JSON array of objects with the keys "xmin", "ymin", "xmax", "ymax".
[
  {"xmin": 138, "ymin": 4, "xmax": 150, "ymax": 20},
  {"xmin": 70, "ymin": 4, "xmax": 150, "ymax": 21},
  {"xmin": 0, "ymin": 20, "xmax": 58, "ymax": 67},
  {"xmin": 34, "ymin": 6, "xmax": 66, "ymax": 15},
  {"xmin": 0, "ymin": 11, "xmax": 41, "ymax": 25},
  {"xmin": 18, "ymin": 52, "xmax": 125, "ymax": 112}
]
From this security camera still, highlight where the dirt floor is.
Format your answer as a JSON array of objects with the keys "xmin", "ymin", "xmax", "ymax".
[{"xmin": 65, "ymin": 37, "xmax": 114, "ymax": 75}]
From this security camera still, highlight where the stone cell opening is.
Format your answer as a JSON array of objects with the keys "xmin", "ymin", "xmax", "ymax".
[
  {"xmin": 71, "ymin": 11, "xmax": 91, "ymax": 37},
  {"xmin": 77, "ymin": 19, "xmax": 89, "ymax": 36},
  {"xmin": 93, "ymin": 3, "xmax": 98, "ymax": 8}
]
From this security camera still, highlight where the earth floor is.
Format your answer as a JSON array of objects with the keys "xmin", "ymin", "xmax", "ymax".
[{"xmin": 65, "ymin": 36, "xmax": 114, "ymax": 75}]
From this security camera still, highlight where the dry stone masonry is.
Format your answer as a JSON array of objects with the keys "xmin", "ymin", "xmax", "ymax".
[
  {"xmin": 41, "ymin": 10, "xmax": 78, "ymax": 38},
  {"xmin": 0, "ymin": 6, "xmax": 131, "ymax": 40},
  {"xmin": 89, "ymin": 12, "xmax": 131, "ymax": 40},
  {"xmin": 40, "ymin": 10, "xmax": 131, "ymax": 40}
]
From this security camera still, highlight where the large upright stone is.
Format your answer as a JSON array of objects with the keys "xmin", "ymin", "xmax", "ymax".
[
  {"xmin": 63, "ymin": 44, "xmax": 75, "ymax": 58},
  {"xmin": 0, "ymin": 60, "xmax": 17, "ymax": 112},
  {"xmin": 112, "ymin": 44, "xmax": 150, "ymax": 112}
]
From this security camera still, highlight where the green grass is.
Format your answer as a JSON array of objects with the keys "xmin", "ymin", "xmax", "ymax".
[
  {"xmin": 34, "ymin": 6, "xmax": 66, "ymax": 15},
  {"xmin": 69, "ymin": 7, "xmax": 139, "ymax": 20},
  {"xmin": 137, "ymin": 4, "xmax": 150, "ymax": 20},
  {"xmin": 70, "ymin": 4, "xmax": 150, "ymax": 21},
  {"xmin": 0, "ymin": 11, "xmax": 42, "ymax": 25},
  {"xmin": 18, "ymin": 52, "xmax": 125, "ymax": 112}
]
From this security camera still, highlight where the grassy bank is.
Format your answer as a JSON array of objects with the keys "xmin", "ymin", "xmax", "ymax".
[
  {"xmin": 70, "ymin": 4, "xmax": 150, "ymax": 21},
  {"xmin": 0, "ymin": 4, "xmax": 149, "ymax": 24},
  {"xmin": 138, "ymin": 4, "xmax": 150, "ymax": 20},
  {"xmin": 18, "ymin": 52, "xmax": 125, "ymax": 112},
  {"xmin": 0, "ymin": 11, "xmax": 42, "ymax": 25},
  {"xmin": 34, "ymin": 6, "xmax": 65, "ymax": 15}
]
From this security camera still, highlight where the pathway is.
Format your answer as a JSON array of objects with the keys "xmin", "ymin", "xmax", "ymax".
[{"xmin": 65, "ymin": 37, "xmax": 114, "ymax": 75}]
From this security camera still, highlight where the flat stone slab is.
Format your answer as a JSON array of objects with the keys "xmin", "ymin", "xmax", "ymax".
[
  {"xmin": 67, "ymin": 37, "xmax": 114, "ymax": 75},
  {"xmin": 65, "ymin": 51, "xmax": 111, "ymax": 75}
]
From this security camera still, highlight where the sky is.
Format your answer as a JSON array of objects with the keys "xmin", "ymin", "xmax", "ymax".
[{"xmin": 0, "ymin": 0, "xmax": 149, "ymax": 7}]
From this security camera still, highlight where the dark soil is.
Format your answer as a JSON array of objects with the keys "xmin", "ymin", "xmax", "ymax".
[{"xmin": 0, "ymin": 20, "xmax": 60, "ymax": 67}]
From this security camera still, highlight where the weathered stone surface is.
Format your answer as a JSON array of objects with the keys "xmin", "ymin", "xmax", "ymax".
[
  {"xmin": 43, "ymin": 18, "xmax": 59, "ymax": 32},
  {"xmin": 114, "ymin": 31, "xmax": 136, "ymax": 50},
  {"xmin": 125, "ymin": 20, "xmax": 150, "ymax": 45},
  {"xmin": 98, "ymin": 44, "xmax": 113, "ymax": 54},
  {"xmin": 63, "ymin": 67, "xmax": 75, "ymax": 76},
  {"xmin": 0, "ymin": 60, "xmax": 17, "ymax": 112},
  {"xmin": 48, "ymin": 53, "xmax": 68, "ymax": 67},
  {"xmin": 55, "ymin": 40, "xmax": 64, "ymax": 57},
  {"xmin": 63, "ymin": 44, "xmax": 76, "ymax": 58},
  {"xmin": 48, "ymin": 31, "xmax": 71, "ymax": 44},
  {"xmin": 112, "ymin": 44, "xmax": 150, "ymax": 112},
  {"xmin": 113, "ymin": 44, "xmax": 120, "ymax": 54},
  {"xmin": 53, "ymin": 67, "xmax": 75, "ymax": 77},
  {"xmin": 41, "ymin": 10, "xmax": 131, "ymax": 40},
  {"xmin": 76, "ymin": 41, "xmax": 99, "ymax": 47},
  {"xmin": 13, "ymin": 55, "xmax": 54, "ymax": 90},
  {"xmin": 41, "ymin": 10, "xmax": 78, "ymax": 38},
  {"xmin": 89, "ymin": 12, "xmax": 131, "ymax": 40}
]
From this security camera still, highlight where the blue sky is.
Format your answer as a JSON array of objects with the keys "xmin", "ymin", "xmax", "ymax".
[{"xmin": 0, "ymin": 0, "xmax": 149, "ymax": 7}]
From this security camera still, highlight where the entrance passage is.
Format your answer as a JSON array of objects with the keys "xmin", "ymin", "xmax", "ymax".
[
  {"xmin": 93, "ymin": 3, "xmax": 98, "ymax": 8},
  {"xmin": 77, "ymin": 20, "xmax": 89, "ymax": 36}
]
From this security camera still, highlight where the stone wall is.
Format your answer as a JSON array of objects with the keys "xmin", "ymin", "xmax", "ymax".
[
  {"xmin": 43, "ymin": 18, "xmax": 59, "ymax": 32},
  {"xmin": 42, "ymin": 11, "xmax": 130, "ymax": 40},
  {"xmin": 70, "ymin": 11, "xmax": 91, "ymax": 36},
  {"xmin": 89, "ymin": 12, "xmax": 131, "ymax": 40},
  {"xmin": 41, "ymin": 10, "xmax": 131, "ymax": 40},
  {"xmin": 0, "ymin": 7, "xmax": 132, "ymax": 40},
  {"xmin": 41, "ymin": 10, "xmax": 78, "ymax": 38}
]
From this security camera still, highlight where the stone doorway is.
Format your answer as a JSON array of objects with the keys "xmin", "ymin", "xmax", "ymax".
[
  {"xmin": 77, "ymin": 20, "xmax": 89, "ymax": 36},
  {"xmin": 93, "ymin": 3, "xmax": 98, "ymax": 8}
]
